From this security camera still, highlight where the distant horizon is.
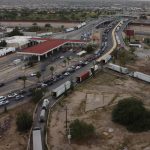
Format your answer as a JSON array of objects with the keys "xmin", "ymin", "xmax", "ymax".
[{"xmin": 0, "ymin": 0, "xmax": 150, "ymax": 9}]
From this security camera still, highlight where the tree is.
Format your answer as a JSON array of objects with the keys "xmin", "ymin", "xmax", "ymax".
[
  {"xmin": 112, "ymin": 97, "xmax": 150, "ymax": 132},
  {"xmin": 36, "ymin": 71, "xmax": 41, "ymax": 82},
  {"xmin": 63, "ymin": 59, "xmax": 67, "ymax": 67},
  {"xmin": 129, "ymin": 47, "xmax": 136, "ymax": 54},
  {"xmin": 21, "ymin": 76, "xmax": 27, "ymax": 88},
  {"xmin": 66, "ymin": 56, "xmax": 70, "ymax": 65},
  {"xmin": 85, "ymin": 44, "xmax": 95, "ymax": 53},
  {"xmin": 0, "ymin": 40, "xmax": 7, "ymax": 47},
  {"xmin": 139, "ymin": 14, "xmax": 147, "ymax": 20},
  {"xmin": 32, "ymin": 88, "xmax": 44, "ymax": 103},
  {"xmin": 69, "ymin": 119, "xmax": 95, "ymax": 140},
  {"xmin": 16, "ymin": 111, "xmax": 32, "ymax": 132},
  {"xmin": 32, "ymin": 22, "xmax": 37, "ymax": 26},
  {"xmin": 45, "ymin": 23, "xmax": 52, "ymax": 28},
  {"xmin": 8, "ymin": 27, "xmax": 23, "ymax": 37},
  {"xmin": 61, "ymin": 25, "xmax": 64, "ymax": 30},
  {"xmin": 50, "ymin": 66, "xmax": 54, "ymax": 77},
  {"xmin": 118, "ymin": 50, "xmax": 128, "ymax": 66}
]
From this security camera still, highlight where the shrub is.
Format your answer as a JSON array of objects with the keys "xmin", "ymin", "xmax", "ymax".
[
  {"xmin": 112, "ymin": 97, "xmax": 150, "ymax": 132},
  {"xmin": 16, "ymin": 111, "xmax": 32, "ymax": 132},
  {"xmin": 32, "ymin": 88, "xmax": 44, "ymax": 103},
  {"xmin": 69, "ymin": 119, "xmax": 95, "ymax": 140}
]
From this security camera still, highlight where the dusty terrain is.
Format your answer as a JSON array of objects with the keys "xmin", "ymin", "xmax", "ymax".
[
  {"xmin": 48, "ymin": 72, "xmax": 150, "ymax": 150},
  {"xmin": 126, "ymin": 47, "xmax": 150, "ymax": 75},
  {"xmin": 0, "ymin": 102, "xmax": 35, "ymax": 150}
]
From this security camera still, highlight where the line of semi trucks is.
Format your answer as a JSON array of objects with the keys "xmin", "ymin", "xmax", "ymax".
[{"xmin": 32, "ymin": 99, "xmax": 49, "ymax": 150}]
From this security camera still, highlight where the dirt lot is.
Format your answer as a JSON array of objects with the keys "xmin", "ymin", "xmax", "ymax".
[
  {"xmin": 126, "ymin": 47, "xmax": 150, "ymax": 74},
  {"xmin": 0, "ymin": 102, "xmax": 35, "ymax": 150},
  {"xmin": 48, "ymin": 72, "xmax": 150, "ymax": 150}
]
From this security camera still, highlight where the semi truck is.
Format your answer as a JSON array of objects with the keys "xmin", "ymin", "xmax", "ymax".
[
  {"xmin": 51, "ymin": 81, "xmax": 71, "ymax": 98},
  {"xmin": 42, "ymin": 99, "xmax": 49, "ymax": 110},
  {"xmin": 32, "ymin": 127, "xmax": 43, "ymax": 150},
  {"xmin": 129, "ymin": 71, "xmax": 150, "ymax": 83},
  {"xmin": 106, "ymin": 63, "xmax": 129, "ymax": 74}
]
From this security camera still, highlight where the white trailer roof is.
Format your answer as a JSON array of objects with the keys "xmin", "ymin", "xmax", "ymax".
[{"xmin": 77, "ymin": 50, "xmax": 87, "ymax": 56}]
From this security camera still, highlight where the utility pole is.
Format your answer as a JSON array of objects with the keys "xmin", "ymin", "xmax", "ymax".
[
  {"xmin": 65, "ymin": 105, "xmax": 68, "ymax": 135},
  {"xmin": 68, "ymin": 127, "xmax": 71, "ymax": 144}
]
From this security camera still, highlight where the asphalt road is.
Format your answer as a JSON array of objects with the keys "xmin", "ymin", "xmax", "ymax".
[{"xmin": 52, "ymin": 17, "xmax": 113, "ymax": 40}]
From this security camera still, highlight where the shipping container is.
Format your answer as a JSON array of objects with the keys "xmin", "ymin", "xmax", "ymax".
[{"xmin": 76, "ymin": 71, "xmax": 90, "ymax": 83}]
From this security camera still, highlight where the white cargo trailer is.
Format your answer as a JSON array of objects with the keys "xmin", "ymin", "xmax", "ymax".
[
  {"xmin": 52, "ymin": 81, "xmax": 71, "ymax": 98},
  {"xmin": 32, "ymin": 127, "xmax": 43, "ymax": 150},
  {"xmin": 40, "ymin": 109, "xmax": 46, "ymax": 122},
  {"xmin": 107, "ymin": 63, "xmax": 129, "ymax": 74},
  {"xmin": 129, "ymin": 71, "xmax": 150, "ymax": 83},
  {"xmin": 65, "ymin": 28, "xmax": 74, "ymax": 32}
]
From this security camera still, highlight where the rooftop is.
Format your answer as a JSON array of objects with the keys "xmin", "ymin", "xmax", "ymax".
[{"xmin": 18, "ymin": 39, "xmax": 85, "ymax": 55}]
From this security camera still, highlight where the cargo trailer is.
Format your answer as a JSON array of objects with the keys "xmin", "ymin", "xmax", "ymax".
[
  {"xmin": 51, "ymin": 81, "xmax": 71, "ymax": 98},
  {"xmin": 107, "ymin": 63, "xmax": 129, "ymax": 74}
]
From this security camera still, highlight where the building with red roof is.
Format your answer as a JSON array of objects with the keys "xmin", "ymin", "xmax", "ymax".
[{"xmin": 17, "ymin": 38, "xmax": 86, "ymax": 61}]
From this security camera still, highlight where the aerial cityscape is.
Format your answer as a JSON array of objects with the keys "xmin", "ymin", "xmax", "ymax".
[{"xmin": 0, "ymin": 0, "xmax": 150, "ymax": 150}]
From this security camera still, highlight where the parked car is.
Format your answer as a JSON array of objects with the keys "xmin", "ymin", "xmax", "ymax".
[
  {"xmin": 18, "ymin": 90, "xmax": 27, "ymax": 95},
  {"xmin": 84, "ymin": 61, "xmax": 89, "ymax": 65},
  {"xmin": 75, "ymin": 66, "xmax": 81, "ymax": 70},
  {"xmin": 8, "ymin": 93, "xmax": 17, "ymax": 98},
  {"xmin": 15, "ymin": 95, "xmax": 24, "ymax": 101},
  {"xmin": 0, "ymin": 100, "xmax": 9, "ymax": 106},
  {"xmin": 0, "ymin": 96, "xmax": 7, "ymax": 101},
  {"xmin": 60, "ymin": 56, "xmax": 64, "ymax": 59},
  {"xmin": 37, "ymin": 83, "xmax": 48, "ymax": 88},
  {"xmin": 64, "ymin": 72, "xmax": 70, "ymax": 76}
]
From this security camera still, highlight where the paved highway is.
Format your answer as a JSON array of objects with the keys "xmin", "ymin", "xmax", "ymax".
[{"xmin": 52, "ymin": 17, "xmax": 113, "ymax": 40}]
